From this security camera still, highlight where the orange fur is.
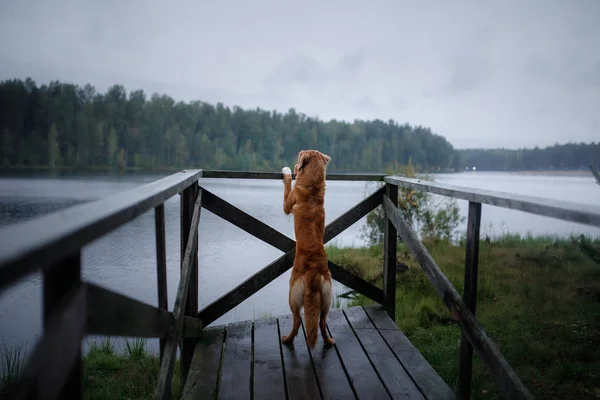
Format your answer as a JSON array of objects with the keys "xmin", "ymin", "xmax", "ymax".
[{"xmin": 281, "ymin": 150, "xmax": 335, "ymax": 349}]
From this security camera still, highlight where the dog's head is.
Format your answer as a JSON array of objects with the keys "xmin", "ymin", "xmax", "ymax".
[{"xmin": 294, "ymin": 150, "xmax": 331, "ymax": 176}]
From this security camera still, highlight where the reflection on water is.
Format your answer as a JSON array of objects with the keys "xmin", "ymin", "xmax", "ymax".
[{"xmin": 0, "ymin": 170, "xmax": 598, "ymax": 356}]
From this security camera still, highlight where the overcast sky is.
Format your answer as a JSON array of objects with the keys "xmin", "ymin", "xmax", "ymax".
[{"xmin": 1, "ymin": 0, "xmax": 598, "ymax": 149}]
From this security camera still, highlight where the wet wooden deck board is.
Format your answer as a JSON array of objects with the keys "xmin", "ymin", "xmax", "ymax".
[{"xmin": 182, "ymin": 305, "xmax": 456, "ymax": 399}]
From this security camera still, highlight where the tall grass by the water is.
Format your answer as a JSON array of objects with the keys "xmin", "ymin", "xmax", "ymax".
[{"xmin": 326, "ymin": 234, "xmax": 600, "ymax": 400}]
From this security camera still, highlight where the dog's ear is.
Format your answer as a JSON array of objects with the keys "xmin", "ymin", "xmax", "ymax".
[
  {"xmin": 320, "ymin": 152, "xmax": 331, "ymax": 165},
  {"xmin": 297, "ymin": 150, "xmax": 309, "ymax": 171}
]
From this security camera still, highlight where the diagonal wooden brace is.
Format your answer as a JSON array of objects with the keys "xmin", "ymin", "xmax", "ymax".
[{"xmin": 197, "ymin": 186, "xmax": 385, "ymax": 326}]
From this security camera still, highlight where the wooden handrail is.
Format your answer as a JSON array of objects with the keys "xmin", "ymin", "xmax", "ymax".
[
  {"xmin": 383, "ymin": 196, "xmax": 533, "ymax": 400},
  {"xmin": 0, "ymin": 169, "xmax": 203, "ymax": 289},
  {"xmin": 384, "ymin": 175, "xmax": 600, "ymax": 227},
  {"xmin": 201, "ymin": 169, "xmax": 386, "ymax": 181}
]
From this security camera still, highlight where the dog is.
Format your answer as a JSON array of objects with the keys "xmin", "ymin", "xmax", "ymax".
[{"xmin": 281, "ymin": 149, "xmax": 335, "ymax": 349}]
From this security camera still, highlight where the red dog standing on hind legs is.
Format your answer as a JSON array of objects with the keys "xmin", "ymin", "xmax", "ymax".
[{"xmin": 281, "ymin": 149, "xmax": 335, "ymax": 349}]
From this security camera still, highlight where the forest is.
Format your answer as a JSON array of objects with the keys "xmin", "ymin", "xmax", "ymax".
[
  {"xmin": 0, "ymin": 78, "xmax": 597, "ymax": 173},
  {"xmin": 459, "ymin": 143, "xmax": 600, "ymax": 171},
  {"xmin": 0, "ymin": 78, "xmax": 460, "ymax": 173}
]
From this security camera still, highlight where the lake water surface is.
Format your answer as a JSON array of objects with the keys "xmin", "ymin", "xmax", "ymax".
[{"xmin": 1, "ymin": 170, "xmax": 599, "ymax": 356}]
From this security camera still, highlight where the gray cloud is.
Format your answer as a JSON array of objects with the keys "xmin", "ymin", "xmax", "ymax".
[{"xmin": 1, "ymin": 0, "xmax": 599, "ymax": 149}]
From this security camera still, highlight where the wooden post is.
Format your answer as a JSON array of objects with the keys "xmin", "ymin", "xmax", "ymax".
[
  {"xmin": 43, "ymin": 251, "xmax": 82, "ymax": 399},
  {"xmin": 180, "ymin": 183, "xmax": 199, "ymax": 382},
  {"xmin": 458, "ymin": 201, "xmax": 482, "ymax": 400},
  {"xmin": 383, "ymin": 183, "xmax": 398, "ymax": 320},
  {"xmin": 155, "ymin": 204, "xmax": 168, "ymax": 361}
]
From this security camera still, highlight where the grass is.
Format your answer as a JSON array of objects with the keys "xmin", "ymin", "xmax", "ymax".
[
  {"xmin": 84, "ymin": 337, "xmax": 181, "ymax": 400},
  {"xmin": 326, "ymin": 233, "xmax": 600, "ymax": 400}
]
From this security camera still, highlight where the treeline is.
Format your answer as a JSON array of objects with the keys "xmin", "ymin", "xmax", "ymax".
[
  {"xmin": 0, "ymin": 78, "xmax": 460, "ymax": 172},
  {"xmin": 459, "ymin": 143, "xmax": 600, "ymax": 171}
]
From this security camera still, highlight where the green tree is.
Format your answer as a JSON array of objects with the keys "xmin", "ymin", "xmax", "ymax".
[{"xmin": 48, "ymin": 124, "xmax": 61, "ymax": 168}]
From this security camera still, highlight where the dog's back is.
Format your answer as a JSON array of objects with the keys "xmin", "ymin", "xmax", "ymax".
[{"xmin": 281, "ymin": 150, "xmax": 335, "ymax": 348}]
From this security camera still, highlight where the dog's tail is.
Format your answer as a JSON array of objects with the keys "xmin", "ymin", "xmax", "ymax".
[{"xmin": 304, "ymin": 271, "xmax": 322, "ymax": 348}]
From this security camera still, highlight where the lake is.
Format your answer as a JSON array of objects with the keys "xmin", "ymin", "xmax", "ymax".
[{"xmin": 1, "ymin": 170, "xmax": 599, "ymax": 356}]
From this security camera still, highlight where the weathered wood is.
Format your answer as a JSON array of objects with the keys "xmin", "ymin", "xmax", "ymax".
[
  {"xmin": 328, "ymin": 261, "xmax": 385, "ymax": 305},
  {"xmin": 198, "ymin": 190, "xmax": 385, "ymax": 326},
  {"xmin": 384, "ymin": 175, "xmax": 600, "ymax": 228},
  {"xmin": 2, "ymin": 283, "xmax": 86, "ymax": 400},
  {"xmin": 181, "ymin": 327, "xmax": 225, "ymax": 399},
  {"xmin": 181, "ymin": 183, "xmax": 200, "ymax": 382},
  {"xmin": 344, "ymin": 307, "xmax": 423, "ymax": 399},
  {"xmin": 279, "ymin": 315, "xmax": 322, "ymax": 400},
  {"xmin": 155, "ymin": 204, "xmax": 168, "ymax": 360},
  {"xmin": 198, "ymin": 249, "xmax": 296, "ymax": 327},
  {"xmin": 383, "ymin": 197, "xmax": 533, "ymax": 400},
  {"xmin": 303, "ymin": 320, "xmax": 355, "ymax": 400},
  {"xmin": 364, "ymin": 306, "xmax": 456, "ymax": 400},
  {"xmin": 383, "ymin": 183, "xmax": 398, "ymax": 320},
  {"xmin": 201, "ymin": 169, "xmax": 386, "ymax": 181},
  {"xmin": 0, "ymin": 169, "xmax": 203, "ymax": 290},
  {"xmin": 218, "ymin": 321, "xmax": 253, "ymax": 399},
  {"xmin": 324, "ymin": 186, "xmax": 385, "ymax": 243},
  {"xmin": 458, "ymin": 202, "xmax": 482, "ymax": 400},
  {"xmin": 42, "ymin": 251, "xmax": 83, "ymax": 399},
  {"xmin": 253, "ymin": 317, "xmax": 287, "ymax": 399},
  {"xmin": 326, "ymin": 309, "xmax": 389, "ymax": 399},
  {"xmin": 155, "ymin": 189, "xmax": 203, "ymax": 400},
  {"xmin": 86, "ymin": 282, "xmax": 203, "ymax": 338},
  {"xmin": 201, "ymin": 187, "xmax": 296, "ymax": 250}
]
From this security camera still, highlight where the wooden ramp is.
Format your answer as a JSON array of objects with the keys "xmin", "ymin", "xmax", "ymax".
[{"xmin": 182, "ymin": 305, "xmax": 455, "ymax": 400}]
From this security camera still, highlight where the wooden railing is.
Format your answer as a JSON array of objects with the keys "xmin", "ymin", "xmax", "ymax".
[
  {"xmin": 1, "ymin": 169, "xmax": 599, "ymax": 400},
  {"xmin": 383, "ymin": 175, "xmax": 600, "ymax": 400},
  {"xmin": 0, "ymin": 169, "xmax": 390, "ymax": 400},
  {"xmin": 0, "ymin": 170, "xmax": 205, "ymax": 400}
]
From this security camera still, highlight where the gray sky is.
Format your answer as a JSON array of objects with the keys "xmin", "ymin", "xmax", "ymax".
[{"xmin": 1, "ymin": 0, "xmax": 599, "ymax": 149}]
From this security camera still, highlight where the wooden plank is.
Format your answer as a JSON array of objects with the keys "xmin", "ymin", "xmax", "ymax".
[
  {"xmin": 86, "ymin": 282, "xmax": 203, "ymax": 338},
  {"xmin": 42, "ymin": 251, "xmax": 82, "ymax": 399},
  {"xmin": 198, "ymin": 188, "xmax": 384, "ymax": 327},
  {"xmin": 181, "ymin": 183, "xmax": 200, "ymax": 381},
  {"xmin": 382, "ymin": 197, "xmax": 532, "ymax": 400},
  {"xmin": 328, "ymin": 261, "xmax": 384, "ymax": 305},
  {"xmin": 201, "ymin": 169, "xmax": 386, "ymax": 181},
  {"xmin": 155, "ymin": 204, "xmax": 168, "ymax": 360},
  {"xmin": 0, "ymin": 169, "xmax": 202, "ymax": 290},
  {"xmin": 2, "ymin": 283, "xmax": 86, "ymax": 400},
  {"xmin": 458, "ymin": 202, "xmax": 482, "ymax": 400},
  {"xmin": 279, "ymin": 315, "xmax": 322, "ymax": 400},
  {"xmin": 182, "ymin": 327, "xmax": 226, "ymax": 399},
  {"xmin": 253, "ymin": 317, "xmax": 286, "ymax": 399},
  {"xmin": 324, "ymin": 186, "xmax": 385, "ymax": 243},
  {"xmin": 326, "ymin": 309, "xmax": 389, "ymax": 399},
  {"xmin": 155, "ymin": 189, "xmax": 203, "ymax": 400},
  {"xmin": 344, "ymin": 307, "xmax": 423, "ymax": 400},
  {"xmin": 384, "ymin": 175, "xmax": 600, "ymax": 228},
  {"xmin": 218, "ymin": 321, "xmax": 253, "ymax": 399},
  {"xmin": 303, "ymin": 320, "xmax": 355, "ymax": 400},
  {"xmin": 383, "ymin": 183, "xmax": 398, "ymax": 319},
  {"xmin": 363, "ymin": 306, "xmax": 456, "ymax": 400},
  {"xmin": 201, "ymin": 188, "xmax": 296, "ymax": 250}
]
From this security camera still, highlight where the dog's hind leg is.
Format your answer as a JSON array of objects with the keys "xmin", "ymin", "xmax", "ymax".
[
  {"xmin": 319, "ymin": 278, "xmax": 335, "ymax": 347},
  {"xmin": 282, "ymin": 276, "xmax": 304, "ymax": 344}
]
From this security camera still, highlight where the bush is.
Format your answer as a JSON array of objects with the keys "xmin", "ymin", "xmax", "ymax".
[{"xmin": 361, "ymin": 162, "xmax": 464, "ymax": 245}]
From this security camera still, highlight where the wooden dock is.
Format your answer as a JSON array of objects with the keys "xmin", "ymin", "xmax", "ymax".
[
  {"xmin": 3, "ymin": 169, "xmax": 600, "ymax": 399},
  {"xmin": 183, "ymin": 305, "xmax": 455, "ymax": 400}
]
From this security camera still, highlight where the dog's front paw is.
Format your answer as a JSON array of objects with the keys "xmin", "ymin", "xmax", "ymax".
[{"xmin": 282, "ymin": 167, "xmax": 292, "ymax": 175}]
